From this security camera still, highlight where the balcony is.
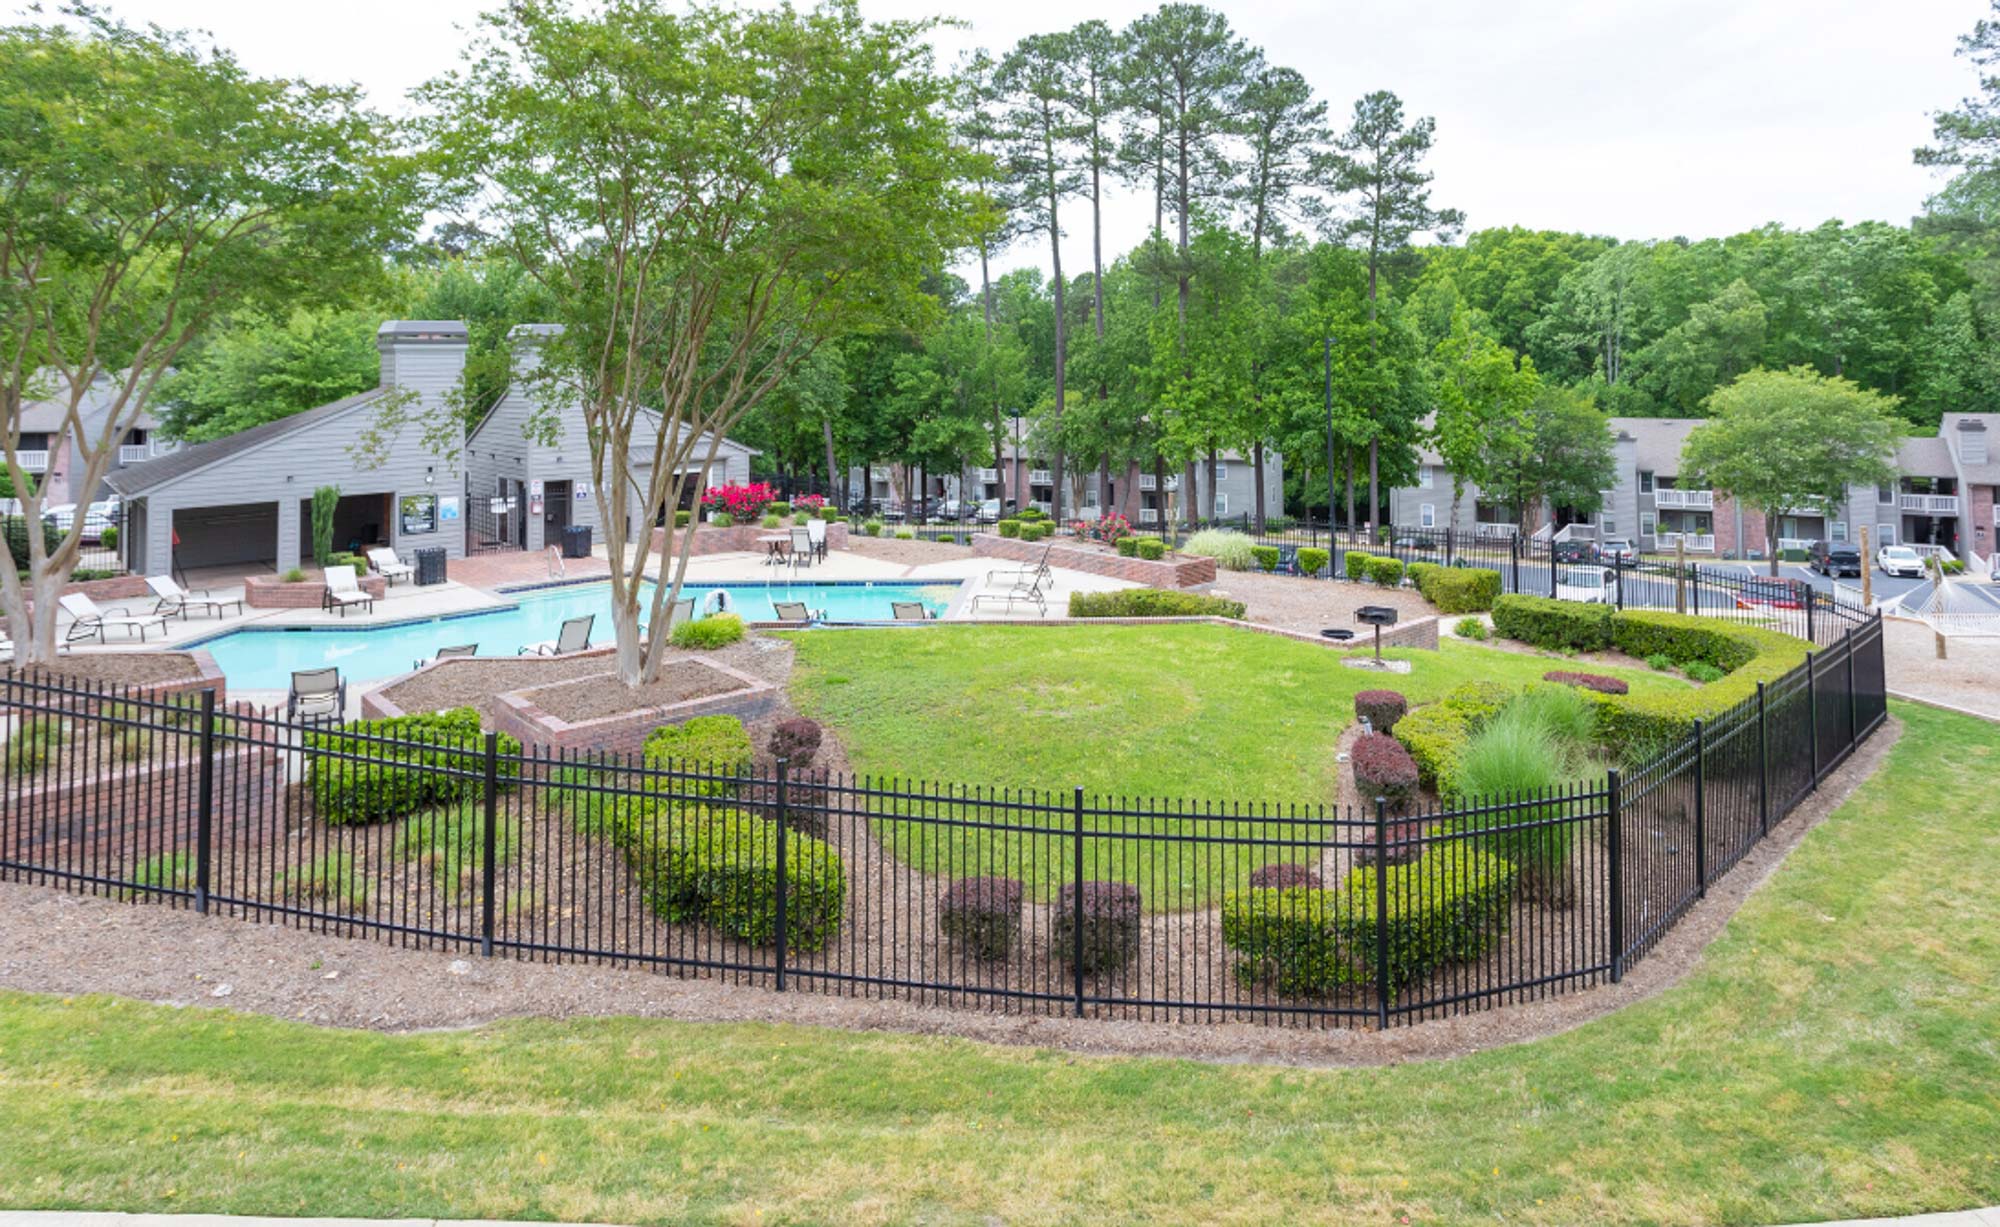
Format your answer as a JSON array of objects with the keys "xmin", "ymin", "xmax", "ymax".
[
  {"xmin": 1137, "ymin": 474, "xmax": 1179, "ymax": 492},
  {"xmin": 1653, "ymin": 488, "xmax": 1714, "ymax": 510},
  {"xmin": 1028, "ymin": 469, "xmax": 1052, "ymax": 486},
  {"xmin": 119, "ymin": 444, "xmax": 151, "ymax": 464},
  {"xmin": 974, "ymin": 467, "xmax": 998, "ymax": 483},
  {"xmin": 1659, "ymin": 531, "xmax": 1717, "ymax": 553},
  {"xmin": 1899, "ymin": 493, "xmax": 1958, "ymax": 515},
  {"xmin": 14, "ymin": 449, "xmax": 49, "ymax": 472},
  {"xmin": 1137, "ymin": 507, "xmax": 1159, "ymax": 525},
  {"xmin": 1473, "ymin": 522, "xmax": 1518, "ymax": 539}
]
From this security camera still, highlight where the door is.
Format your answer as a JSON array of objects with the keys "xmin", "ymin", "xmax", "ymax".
[{"xmin": 545, "ymin": 480, "xmax": 572, "ymax": 537}]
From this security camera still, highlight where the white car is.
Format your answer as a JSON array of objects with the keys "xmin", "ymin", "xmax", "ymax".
[
  {"xmin": 1554, "ymin": 565, "xmax": 1620, "ymax": 603},
  {"xmin": 1877, "ymin": 545, "xmax": 1926, "ymax": 578},
  {"xmin": 41, "ymin": 499, "xmax": 119, "ymax": 542}
]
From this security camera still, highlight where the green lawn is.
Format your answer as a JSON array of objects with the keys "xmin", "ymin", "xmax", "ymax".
[
  {"xmin": 1, "ymin": 701, "xmax": 1995, "ymax": 1225},
  {"xmin": 784, "ymin": 624, "xmax": 1682, "ymax": 904}
]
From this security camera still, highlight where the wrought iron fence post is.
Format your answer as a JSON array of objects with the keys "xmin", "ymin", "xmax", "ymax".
[
  {"xmin": 774, "ymin": 758, "xmax": 790, "ymax": 992},
  {"xmin": 194, "ymin": 687, "xmax": 216, "ymax": 915},
  {"xmin": 1691, "ymin": 564, "xmax": 1700, "ymax": 617},
  {"xmin": 1806, "ymin": 590, "xmax": 1817, "ymax": 644},
  {"xmin": 1846, "ymin": 625, "xmax": 1858, "ymax": 746},
  {"xmin": 1806, "ymin": 651, "xmax": 1820, "ymax": 786},
  {"xmin": 1608, "ymin": 770, "xmax": 1624, "ymax": 982},
  {"xmin": 1072, "ymin": 786, "xmax": 1086, "ymax": 1018},
  {"xmin": 1509, "ymin": 532, "xmax": 1520, "ymax": 593},
  {"xmin": 1373, "ymin": 796, "xmax": 1390, "ymax": 1031},
  {"xmin": 480, "ymin": 731, "xmax": 498, "ymax": 958},
  {"xmin": 1756, "ymin": 682, "xmax": 1770, "ymax": 838},
  {"xmin": 1615, "ymin": 560, "xmax": 1625, "ymax": 610},
  {"xmin": 1445, "ymin": 526, "xmax": 1455, "ymax": 568},
  {"xmin": 1549, "ymin": 540, "xmax": 1558, "ymax": 598},
  {"xmin": 1692, "ymin": 719, "xmax": 1708, "ymax": 899}
]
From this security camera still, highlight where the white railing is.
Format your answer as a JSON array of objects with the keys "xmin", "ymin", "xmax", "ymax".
[
  {"xmin": 1776, "ymin": 537, "xmax": 1815, "ymax": 553},
  {"xmin": 13, "ymin": 449, "xmax": 49, "ymax": 471},
  {"xmin": 1137, "ymin": 474, "xmax": 1180, "ymax": 492},
  {"xmin": 1474, "ymin": 522, "xmax": 1519, "ymax": 539},
  {"xmin": 974, "ymin": 468, "xmax": 998, "ymax": 483},
  {"xmin": 1028, "ymin": 469, "xmax": 1052, "ymax": 486},
  {"xmin": 1030, "ymin": 500, "xmax": 1052, "ymax": 515},
  {"xmin": 1898, "ymin": 493, "xmax": 1959, "ymax": 515},
  {"xmin": 1909, "ymin": 543, "xmax": 1956, "ymax": 563},
  {"xmin": 118, "ymin": 444, "xmax": 150, "ymax": 464},
  {"xmin": 1553, "ymin": 523, "xmax": 1593, "ymax": 543},
  {"xmin": 1653, "ymin": 488, "xmax": 1715, "ymax": 510},
  {"xmin": 1659, "ymin": 531, "xmax": 1717, "ymax": 552},
  {"xmin": 1531, "ymin": 523, "xmax": 1552, "ymax": 542}
]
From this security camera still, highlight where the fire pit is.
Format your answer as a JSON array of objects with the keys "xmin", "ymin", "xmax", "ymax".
[
  {"xmin": 1318, "ymin": 628, "xmax": 1356, "ymax": 642},
  {"xmin": 1352, "ymin": 605, "xmax": 1401, "ymax": 670}
]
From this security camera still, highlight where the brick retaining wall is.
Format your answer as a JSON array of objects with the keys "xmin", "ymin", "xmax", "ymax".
[
  {"xmin": 650, "ymin": 520, "xmax": 851, "ymax": 558},
  {"xmin": 970, "ymin": 533, "xmax": 1217, "ymax": 588},
  {"xmin": 244, "ymin": 570, "xmax": 388, "ymax": 609}
]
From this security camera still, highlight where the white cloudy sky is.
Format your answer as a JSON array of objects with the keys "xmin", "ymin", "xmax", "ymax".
[{"xmin": 87, "ymin": 0, "xmax": 1992, "ymax": 278}]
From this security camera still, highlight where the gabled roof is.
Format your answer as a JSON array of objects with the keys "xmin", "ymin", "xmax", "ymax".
[
  {"xmin": 1895, "ymin": 434, "xmax": 1955, "ymax": 478},
  {"xmin": 17, "ymin": 374, "xmax": 160, "ymax": 435},
  {"xmin": 105, "ymin": 388, "xmax": 384, "ymax": 497},
  {"xmin": 1611, "ymin": 417, "xmax": 1702, "ymax": 476},
  {"xmin": 1942, "ymin": 412, "xmax": 2000, "ymax": 483}
]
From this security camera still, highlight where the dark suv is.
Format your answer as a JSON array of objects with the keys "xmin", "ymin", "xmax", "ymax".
[{"xmin": 1808, "ymin": 539, "xmax": 1862, "ymax": 578}]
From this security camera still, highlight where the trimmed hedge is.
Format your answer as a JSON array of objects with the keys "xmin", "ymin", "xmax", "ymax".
[
  {"xmin": 940, "ymin": 876, "xmax": 1024, "ymax": 960},
  {"xmin": 1491, "ymin": 593, "xmax": 1614, "ymax": 651},
  {"xmin": 1542, "ymin": 670, "xmax": 1629, "ymax": 695},
  {"xmin": 1221, "ymin": 847, "xmax": 1519, "ymax": 997},
  {"xmin": 1393, "ymin": 681, "xmax": 1513, "ymax": 801},
  {"xmin": 1067, "ymin": 588, "xmax": 1246, "ymax": 619},
  {"xmin": 1250, "ymin": 545, "xmax": 1280, "ymax": 572},
  {"xmin": 1343, "ymin": 549, "xmax": 1372, "ymax": 579},
  {"xmin": 1054, "ymin": 881, "xmax": 1141, "ymax": 974},
  {"xmin": 1115, "ymin": 536, "xmax": 1140, "ymax": 557},
  {"xmin": 1296, "ymin": 547, "xmax": 1329, "ymax": 577},
  {"xmin": 643, "ymin": 714, "xmax": 754, "ymax": 796},
  {"xmin": 1352, "ymin": 732, "xmax": 1419, "ymax": 808},
  {"xmin": 1363, "ymin": 555, "xmax": 1405, "ymax": 587},
  {"xmin": 1020, "ymin": 521, "xmax": 1051, "ymax": 542},
  {"xmin": 1354, "ymin": 689, "xmax": 1408, "ymax": 734},
  {"xmin": 1411, "ymin": 564, "xmax": 1502, "ymax": 613},
  {"xmin": 306, "ymin": 708, "xmax": 520, "ymax": 826},
  {"xmin": 1593, "ymin": 612, "xmax": 1810, "ymax": 750},
  {"xmin": 1135, "ymin": 538, "xmax": 1165, "ymax": 561},
  {"xmin": 625, "ymin": 808, "xmax": 846, "ymax": 951}
]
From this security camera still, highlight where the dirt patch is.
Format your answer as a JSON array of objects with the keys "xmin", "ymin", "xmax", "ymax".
[
  {"xmin": 7, "ymin": 651, "xmax": 203, "ymax": 686},
  {"xmin": 1205, "ymin": 571, "xmax": 1437, "ymax": 634},
  {"xmin": 523, "ymin": 661, "xmax": 745, "ymax": 723},
  {"xmin": 845, "ymin": 536, "xmax": 977, "ymax": 569},
  {"xmin": 1884, "ymin": 615, "xmax": 2000, "ymax": 719},
  {"xmin": 378, "ymin": 653, "xmax": 620, "ymax": 722}
]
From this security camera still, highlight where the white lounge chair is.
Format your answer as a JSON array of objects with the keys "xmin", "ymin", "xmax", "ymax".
[
  {"xmin": 60, "ymin": 592, "xmax": 168, "ymax": 643},
  {"xmin": 321, "ymin": 565, "xmax": 375, "ymax": 616},
  {"xmin": 146, "ymin": 575, "xmax": 244, "ymax": 619},
  {"xmin": 806, "ymin": 516, "xmax": 828, "ymax": 561},
  {"xmin": 985, "ymin": 540, "xmax": 1056, "ymax": 592},
  {"xmin": 789, "ymin": 525, "xmax": 814, "ymax": 569},
  {"xmin": 519, "ymin": 614, "xmax": 593, "ymax": 656},
  {"xmin": 968, "ymin": 575, "xmax": 1048, "ymax": 617},
  {"xmin": 414, "ymin": 643, "xmax": 477, "ymax": 670},
  {"xmin": 287, "ymin": 667, "xmax": 346, "ymax": 724},
  {"xmin": 366, "ymin": 548, "xmax": 415, "ymax": 586}
]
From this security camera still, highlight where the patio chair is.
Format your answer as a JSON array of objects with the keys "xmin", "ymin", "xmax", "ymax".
[
  {"xmin": 968, "ymin": 575, "xmax": 1048, "ymax": 618},
  {"xmin": 366, "ymin": 548, "xmax": 416, "ymax": 586},
  {"xmin": 146, "ymin": 574, "xmax": 244, "ymax": 620},
  {"xmin": 321, "ymin": 565, "xmax": 375, "ymax": 616},
  {"xmin": 890, "ymin": 601, "xmax": 934, "ymax": 621},
  {"xmin": 519, "ymin": 613, "xmax": 593, "ymax": 657},
  {"xmin": 60, "ymin": 592, "xmax": 169, "ymax": 643},
  {"xmin": 771, "ymin": 601, "xmax": 812, "ymax": 622},
  {"xmin": 286, "ymin": 667, "xmax": 346, "ymax": 725},
  {"xmin": 642, "ymin": 599, "xmax": 697, "ymax": 641},
  {"xmin": 789, "ymin": 525, "xmax": 814, "ymax": 568},
  {"xmin": 414, "ymin": 643, "xmax": 477, "ymax": 670},
  {"xmin": 984, "ymin": 540, "xmax": 1056, "ymax": 592},
  {"xmin": 806, "ymin": 517, "xmax": 828, "ymax": 561}
]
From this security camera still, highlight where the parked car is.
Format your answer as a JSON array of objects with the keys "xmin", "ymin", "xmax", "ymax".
[
  {"xmin": 40, "ymin": 499, "xmax": 119, "ymax": 542},
  {"xmin": 1808, "ymin": 540, "xmax": 1862, "ymax": 578},
  {"xmin": 1735, "ymin": 576, "xmax": 1807, "ymax": 611},
  {"xmin": 976, "ymin": 498, "xmax": 1002, "ymax": 524},
  {"xmin": 1877, "ymin": 545, "xmax": 1926, "ymax": 578},
  {"xmin": 1554, "ymin": 565, "xmax": 1619, "ymax": 603},
  {"xmin": 1552, "ymin": 539, "xmax": 1593, "ymax": 564},
  {"xmin": 1594, "ymin": 538, "xmax": 1637, "ymax": 564}
]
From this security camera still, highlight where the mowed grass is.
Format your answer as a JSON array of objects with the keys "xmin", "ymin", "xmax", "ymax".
[
  {"xmin": 784, "ymin": 624, "xmax": 1682, "ymax": 904},
  {"xmin": 1, "ymin": 701, "xmax": 1995, "ymax": 1225}
]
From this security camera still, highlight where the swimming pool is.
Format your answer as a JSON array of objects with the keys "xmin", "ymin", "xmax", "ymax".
[{"xmin": 191, "ymin": 579, "xmax": 961, "ymax": 691}]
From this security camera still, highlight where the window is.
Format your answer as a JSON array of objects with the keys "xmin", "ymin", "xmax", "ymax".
[
  {"xmin": 1641, "ymin": 512, "xmax": 1656, "ymax": 538},
  {"xmin": 1419, "ymin": 503, "xmax": 1436, "ymax": 528},
  {"xmin": 1213, "ymin": 462, "xmax": 1229, "ymax": 480},
  {"xmin": 1880, "ymin": 522, "xmax": 1897, "ymax": 545},
  {"xmin": 399, "ymin": 493, "xmax": 440, "ymax": 536},
  {"xmin": 1213, "ymin": 492, "xmax": 1229, "ymax": 515},
  {"xmin": 1832, "ymin": 521, "xmax": 1847, "ymax": 541},
  {"xmin": 1639, "ymin": 470, "xmax": 1654, "ymax": 493},
  {"xmin": 1878, "ymin": 483, "xmax": 1894, "ymax": 504},
  {"xmin": 1418, "ymin": 464, "xmax": 1433, "ymax": 488},
  {"xmin": 1600, "ymin": 516, "xmax": 1616, "ymax": 535}
]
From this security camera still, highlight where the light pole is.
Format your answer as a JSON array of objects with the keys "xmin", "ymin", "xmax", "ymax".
[{"xmin": 1324, "ymin": 335, "xmax": 1336, "ymax": 536}]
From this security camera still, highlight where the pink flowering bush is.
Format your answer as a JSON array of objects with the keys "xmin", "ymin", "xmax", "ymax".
[
  {"xmin": 1071, "ymin": 512, "xmax": 1134, "ymax": 545},
  {"xmin": 700, "ymin": 482, "xmax": 778, "ymax": 520},
  {"xmin": 793, "ymin": 493, "xmax": 828, "ymax": 515}
]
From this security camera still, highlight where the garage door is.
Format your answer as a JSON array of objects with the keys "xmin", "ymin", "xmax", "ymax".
[{"xmin": 173, "ymin": 502, "xmax": 277, "ymax": 569}]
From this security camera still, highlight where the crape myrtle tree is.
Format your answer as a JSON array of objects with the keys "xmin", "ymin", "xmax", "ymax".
[
  {"xmin": 422, "ymin": 0, "xmax": 974, "ymax": 687},
  {"xmin": 0, "ymin": 8, "xmax": 414, "ymax": 663},
  {"xmin": 1681, "ymin": 367, "xmax": 1902, "ymax": 576}
]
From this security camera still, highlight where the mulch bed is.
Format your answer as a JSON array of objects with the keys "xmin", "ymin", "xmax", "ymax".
[
  {"xmin": 377, "ymin": 654, "xmax": 618, "ymax": 723},
  {"xmin": 7, "ymin": 651, "xmax": 203, "ymax": 687},
  {"xmin": 1203, "ymin": 571, "xmax": 1438, "ymax": 633},
  {"xmin": 523, "ymin": 660, "xmax": 746, "ymax": 723}
]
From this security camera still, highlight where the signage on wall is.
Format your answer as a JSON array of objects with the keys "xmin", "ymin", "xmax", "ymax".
[
  {"xmin": 439, "ymin": 496, "xmax": 461, "ymax": 522},
  {"xmin": 574, "ymin": 482, "xmax": 592, "ymax": 502},
  {"xmin": 529, "ymin": 479, "xmax": 544, "ymax": 497},
  {"xmin": 529, "ymin": 494, "xmax": 544, "ymax": 517}
]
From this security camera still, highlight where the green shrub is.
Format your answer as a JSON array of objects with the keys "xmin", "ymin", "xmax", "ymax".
[
  {"xmin": 1685, "ymin": 661, "xmax": 1724, "ymax": 684},
  {"xmin": 1504, "ymin": 683, "xmax": 1600, "ymax": 748},
  {"xmin": 1222, "ymin": 848, "xmax": 1519, "ymax": 997},
  {"xmin": 644, "ymin": 715, "xmax": 754, "ymax": 790},
  {"xmin": 1116, "ymin": 536, "xmax": 1140, "ymax": 557},
  {"xmin": 1354, "ymin": 689, "xmax": 1408, "ymax": 734},
  {"xmin": 1352, "ymin": 731, "xmax": 1420, "ymax": 808},
  {"xmin": 761, "ymin": 513, "xmax": 783, "ymax": 529},
  {"xmin": 1363, "ymin": 555, "xmax": 1405, "ymax": 587},
  {"xmin": 1017, "ymin": 507, "xmax": 1046, "ymax": 522},
  {"xmin": 1591, "ymin": 613, "xmax": 1809, "ymax": 753},
  {"xmin": 768, "ymin": 501, "xmax": 791, "ymax": 517},
  {"xmin": 670, "ymin": 613, "xmax": 745, "ymax": 650},
  {"xmin": 863, "ymin": 519, "xmax": 883, "ymax": 537},
  {"xmin": 280, "ymin": 568, "xmax": 308, "ymax": 583},
  {"xmin": 996, "ymin": 518, "xmax": 1022, "ymax": 539},
  {"xmin": 815, "ymin": 505, "xmax": 836, "ymax": 520},
  {"xmin": 1053, "ymin": 881, "xmax": 1141, "ymax": 974},
  {"xmin": 1454, "ymin": 617, "xmax": 1489, "ymax": 641},
  {"xmin": 126, "ymin": 850, "xmax": 193, "ymax": 900},
  {"xmin": 1608, "ymin": 611, "xmax": 1760, "ymax": 673},
  {"xmin": 894, "ymin": 529, "xmax": 915, "ymax": 540},
  {"xmin": 1392, "ymin": 682, "xmax": 1514, "ymax": 801},
  {"xmin": 712, "ymin": 512, "xmax": 736, "ymax": 528},
  {"xmin": 1412, "ymin": 564, "xmax": 1502, "ymax": 613},
  {"xmin": 306, "ymin": 708, "xmax": 517, "ymax": 826},
  {"xmin": 1490, "ymin": 593, "xmax": 1614, "ymax": 652},
  {"xmin": 1020, "ymin": 521, "xmax": 1050, "ymax": 542},
  {"xmin": 1182, "ymin": 528, "xmax": 1257, "ymax": 571},
  {"xmin": 940, "ymin": 876, "xmax": 1024, "ymax": 960},
  {"xmin": 674, "ymin": 510, "xmax": 692, "ymax": 528},
  {"xmin": 1135, "ymin": 538, "xmax": 1165, "ymax": 561},
  {"xmin": 2, "ymin": 516, "xmax": 62, "ymax": 565},
  {"xmin": 1343, "ymin": 549, "xmax": 1372, "ymax": 579},
  {"xmin": 3, "ymin": 717, "xmax": 63, "ymax": 777},
  {"xmin": 1296, "ymin": 547, "xmax": 1329, "ymax": 577},
  {"xmin": 310, "ymin": 484, "xmax": 340, "ymax": 566},
  {"xmin": 1646, "ymin": 653, "xmax": 1674, "ymax": 671},
  {"xmin": 283, "ymin": 850, "xmax": 368, "ymax": 913},
  {"xmin": 326, "ymin": 550, "xmax": 367, "ymax": 573},
  {"xmin": 1250, "ymin": 545, "xmax": 1280, "ymax": 572},
  {"xmin": 626, "ymin": 808, "xmax": 846, "ymax": 951},
  {"xmin": 1068, "ymin": 588, "xmax": 1246, "ymax": 619},
  {"xmin": 98, "ymin": 525, "xmax": 118, "ymax": 552}
]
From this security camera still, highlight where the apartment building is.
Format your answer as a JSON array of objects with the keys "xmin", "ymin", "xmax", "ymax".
[{"xmin": 11, "ymin": 376, "xmax": 175, "ymax": 507}]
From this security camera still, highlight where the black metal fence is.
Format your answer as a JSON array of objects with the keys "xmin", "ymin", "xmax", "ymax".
[
  {"xmin": 1, "ymin": 612, "xmax": 1886, "ymax": 1028},
  {"xmin": 2, "ymin": 508, "xmax": 126, "ymax": 577}
]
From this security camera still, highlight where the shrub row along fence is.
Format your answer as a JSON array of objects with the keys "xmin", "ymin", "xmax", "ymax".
[{"xmin": 0, "ymin": 615, "xmax": 1885, "ymax": 1028}]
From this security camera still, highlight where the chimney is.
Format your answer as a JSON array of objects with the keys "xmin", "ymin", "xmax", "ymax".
[
  {"xmin": 1958, "ymin": 418, "xmax": 1988, "ymax": 466},
  {"xmin": 377, "ymin": 320, "xmax": 470, "ymax": 414}
]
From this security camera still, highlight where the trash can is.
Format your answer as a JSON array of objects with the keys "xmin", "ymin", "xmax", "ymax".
[
  {"xmin": 561, "ymin": 525, "xmax": 592, "ymax": 559},
  {"xmin": 413, "ymin": 547, "xmax": 448, "ymax": 586}
]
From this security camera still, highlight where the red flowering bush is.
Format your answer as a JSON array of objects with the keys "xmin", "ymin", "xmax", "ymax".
[
  {"xmin": 1352, "ymin": 732, "xmax": 1420, "ymax": 809},
  {"xmin": 700, "ymin": 482, "xmax": 778, "ymax": 520},
  {"xmin": 1542, "ymin": 670, "xmax": 1629, "ymax": 696},
  {"xmin": 1354, "ymin": 689, "xmax": 1408, "ymax": 734},
  {"xmin": 1071, "ymin": 512, "xmax": 1134, "ymax": 545}
]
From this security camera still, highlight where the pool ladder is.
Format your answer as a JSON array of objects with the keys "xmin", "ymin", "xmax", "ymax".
[{"xmin": 546, "ymin": 545, "xmax": 565, "ymax": 579}]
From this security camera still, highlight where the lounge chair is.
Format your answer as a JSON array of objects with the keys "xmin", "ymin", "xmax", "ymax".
[
  {"xmin": 519, "ymin": 614, "xmax": 593, "ymax": 656},
  {"xmin": 984, "ymin": 540, "xmax": 1056, "ymax": 592},
  {"xmin": 789, "ymin": 525, "xmax": 813, "ymax": 568},
  {"xmin": 60, "ymin": 592, "xmax": 168, "ymax": 643},
  {"xmin": 968, "ymin": 575, "xmax": 1048, "ymax": 617},
  {"xmin": 414, "ymin": 643, "xmax": 477, "ymax": 670},
  {"xmin": 771, "ymin": 601, "xmax": 812, "ymax": 622},
  {"xmin": 287, "ymin": 667, "xmax": 346, "ymax": 724},
  {"xmin": 366, "ymin": 548, "xmax": 415, "ymax": 586},
  {"xmin": 806, "ymin": 517, "xmax": 828, "ymax": 561},
  {"xmin": 321, "ymin": 565, "xmax": 375, "ymax": 616},
  {"xmin": 890, "ymin": 601, "xmax": 933, "ymax": 621},
  {"xmin": 146, "ymin": 575, "xmax": 244, "ymax": 619}
]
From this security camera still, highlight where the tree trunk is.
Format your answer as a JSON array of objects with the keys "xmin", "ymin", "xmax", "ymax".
[
  {"xmin": 1205, "ymin": 446, "xmax": 1219, "ymax": 522},
  {"xmin": 1768, "ymin": 511, "xmax": 1781, "ymax": 577},
  {"xmin": 821, "ymin": 416, "xmax": 839, "ymax": 511},
  {"xmin": 1345, "ymin": 451, "xmax": 1357, "ymax": 543},
  {"xmin": 1368, "ymin": 441, "xmax": 1380, "ymax": 542},
  {"xmin": 1183, "ymin": 461, "xmax": 1199, "ymax": 528},
  {"xmin": 1253, "ymin": 442, "xmax": 1267, "ymax": 532},
  {"xmin": 1121, "ymin": 459, "xmax": 1142, "ymax": 521},
  {"xmin": 1097, "ymin": 458, "xmax": 1111, "ymax": 519}
]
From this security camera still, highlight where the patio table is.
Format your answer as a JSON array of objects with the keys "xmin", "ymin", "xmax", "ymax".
[{"xmin": 759, "ymin": 532, "xmax": 791, "ymax": 564}]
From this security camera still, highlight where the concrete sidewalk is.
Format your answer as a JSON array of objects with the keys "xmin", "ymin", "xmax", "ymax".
[{"xmin": 4, "ymin": 1211, "xmax": 1998, "ymax": 1227}]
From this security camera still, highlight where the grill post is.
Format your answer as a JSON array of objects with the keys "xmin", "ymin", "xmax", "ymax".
[
  {"xmin": 1693, "ymin": 719, "xmax": 1708, "ymax": 898},
  {"xmin": 774, "ymin": 758, "xmax": 790, "ymax": 993},
  {"xmin": 1756, "ymin": 681, "xmax": 1770, "ymax": 838},
  {"xmin": 1607, "ymin": 770, "xmax": 1624, "ymax": 982},
  {"xmin": 1072, "ymin": 786, "xmax": 1086, "ymax": 1018},
  {"xmin": 481, "ymin": 731, "xmax": 498, "ymax": 958},
  {"xmin": 1374, "ymin": 796, "xmax": 1390, "ymax": 1031},
  {"xmin": 194, "ymin": 687, "xmax": 216, "ymax": 915}
]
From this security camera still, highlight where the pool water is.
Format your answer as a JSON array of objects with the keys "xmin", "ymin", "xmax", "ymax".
[{"xmin": 193, "ymin": 579, "xmax": 960, "ymax": 691}]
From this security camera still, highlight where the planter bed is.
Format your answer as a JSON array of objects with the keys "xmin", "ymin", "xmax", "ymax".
[
  {"xmin": 494, "ymin": 655, "xmax": 777, "ymax": 754},
  {"xmin": 971, "ymin": 532, "xmax": 1217, "ymax": 588},
  {"xmin": 244, "ymin": 570, "xmax": 387, "ymax": 610},
  {"xmin": 4, "ymin": 649, "xmax": 226, "ymax": 703}
]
